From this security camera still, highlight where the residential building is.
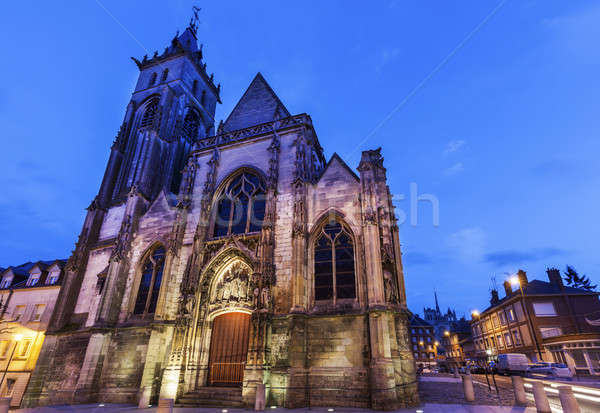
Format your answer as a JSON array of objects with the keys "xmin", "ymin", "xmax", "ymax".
[
  {"xmin": 470, "ymin": 268, "xmax": 600, "ymax": 376},
  {"xmin": 21, "ymin": 13, "xmax": 416, "ymax": 410},
  {"xmin": 409, "ymin": 314, "xmax": 438, "ymax": 368},
  {"xmin": 0, "ymin": 260, "xmax": 66, "ymax": 407}
]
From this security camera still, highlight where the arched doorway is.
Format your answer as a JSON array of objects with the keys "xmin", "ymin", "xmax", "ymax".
[{"xmin": 208, "ymin": 312, "xmax": 251, "ymax": 386}]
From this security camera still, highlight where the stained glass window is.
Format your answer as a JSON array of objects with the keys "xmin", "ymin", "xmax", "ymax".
[
  {"xmin": 314, "ymin": 222, "xmax": 356, "ymax": 301},
  {"xmin": 133, "ymin": 246, "xmax": 166, "ymax": 315},
  {"xmin": 213, "ymin": 172, "xmax": 266, "ymax": 237}
]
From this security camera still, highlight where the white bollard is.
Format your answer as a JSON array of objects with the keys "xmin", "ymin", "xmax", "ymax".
[
  {"xmin": 157, "ymin": 398, "xmax": 173, "ymax": 413},
  {"xmin": 0, "ymin": 397, "xmax": 10, "ymax": 413},
  {"xmin": 532, "ymin": 381, "xmax": 551, "ymax": 413},
  {"xmin": 255, "ymin": 383, "xmax": 266, "ymax": 411},
  {"xmin": 138, "ymin": 385, "xmax": 151, "ymax": 409},
  {"xmin": 462, "ymin": 374, "xmax": 475, "ymax": 402},
  {"xmin": 512, "ymin": 375, "xmax": 527, "ymax": 406},
  {"xmin": 453, "ymin": 366, "xmax": 459, "ymax": 378},
  {"xmin": 558, "ymin": 386, "xmax": 581, "ymax": 413}
]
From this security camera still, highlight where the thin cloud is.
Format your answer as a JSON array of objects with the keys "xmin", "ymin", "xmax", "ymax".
[
  {"xmin": 444, "ymin": 139, "xmax": 465, "ymax": 155},
  {"xmin": 446, "ymin": 227, "xmax": 486, "ymax": 263},
  {"xmin": 443, "ymin": 162, "xmax": 464, "ymax": 176},
  {"xmin": 484, "ymin": 247, "xmax": 566, "ymax": 266}
]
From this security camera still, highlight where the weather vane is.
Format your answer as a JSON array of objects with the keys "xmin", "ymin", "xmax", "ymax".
[{"xmin": 189, "ymin": 6, "xmax": 201, "ymax": 34}]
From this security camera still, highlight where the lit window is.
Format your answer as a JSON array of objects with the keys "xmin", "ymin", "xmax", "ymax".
[
  {"xmin": 0, "ymin": 277, "xmax": 11, "ymax": 289},
  {"xmin": 213, "ymin": 172, "xmax": 266, "ymax": 237},
  {"xmin": 533, "ymin": 302, "xmax": 557, "ymax": 317},
  {"xmin": 507, "ymin": 308, "xmax": 516, "ymax": 322},
  {"xmin": 16, "ymin": 340, "xmax": 31, "ymax": 358},
  {"xmin": 27, "ymin": 272, "xmax": 40, "ymax": 287},
  {"xmin": 504, "ymin": 332, "xmax": 512, "ymax": 346},
  {"xmin": 31, "ymin": 304, "xmax": 45, "ymax": 322},
  {"xmin": 313, "ymin": 222, "xmax": 355, "ymax": 301},
  {"xmin": 0, "ymin": 341, "xmax": 9, "ymax": 358},
  {"xmin": 133, "ymin": 246, "xmax": 166, "ymax": 315},
  {"xmin": 13, "ymin": 306, "xmax": 25, "ymax": 322},
  {"xmin": 47, "ymin": 269, "xmax": 59, "ymax": 285},
  {"xmin": 512, "ymin": 329, "xmax": 522, "ymax": 345}
]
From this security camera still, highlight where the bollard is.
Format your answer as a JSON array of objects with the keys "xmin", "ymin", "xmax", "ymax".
[
  {"xmin": 462, "ymin": 374, "xmax": 475, "ymax": 402},
  {"xmin": 558, "ymin": 386, "xmax": 581, "ymax": 413},
  {"xmin": 255, "ymin": 383, "xmax": 266, "ymax": 411},
  {"xmin": 532, "ymin": 381, "xmax": 551, "ymax": 413},
  {"xmin": 453, "ymin": 366, "xmax": 459, "ymax": 378},
  {"xmin": 138, "ymin": 385, "xmax": 151, "ymax": 409},
  {"xmin": 157, "ymin": 398, "xmax": 173, "ymax": 413},
  {"xmin": 512, "ymin": 375, "xmax": 527, "ymax": 406},
  {"xmin": 0, "ymin": 397, "xmax": 10, "ymax": 413}
]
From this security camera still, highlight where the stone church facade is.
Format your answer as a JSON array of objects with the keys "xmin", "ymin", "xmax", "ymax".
[{"xmin": 22, "ymin": 21, "xmax": 416, "ymax": 409}]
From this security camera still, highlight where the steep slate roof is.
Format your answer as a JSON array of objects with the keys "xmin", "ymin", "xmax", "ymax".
[
  {"xmin": 409, "ymin": 313, "xmax": 433, "ymax": 328},
  {"xmin": 0, "ymin": 259, "xmax": 67, "ymax": 290},
  {"xmin": 482, "ymin": 278, "xmax": 598, "ymax": 313},
  {"xmin": 222, "ymin": 73, "xmax": 291, "ymax": 132}
]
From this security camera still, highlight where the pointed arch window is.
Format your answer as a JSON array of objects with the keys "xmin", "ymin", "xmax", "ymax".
[
  {"xmin": 161, "ymin": 69, "xmax": 169, "ymax": 82},
  {"xmin": 314, "ymin": 222, "xmax": 356, "ymax": 301},
  {"xmin": 133, "ymin": 245, "xmax": 165, "ymax": 315},
  {"xmin": 213, "ymin": 172, "xmax": 266, "ymax": 237},
  {"xmin": 140, "ymin": 99, "xmax": 159, "ymax": 128},
  {"xmin": 149, "ymin": 72, "xmax": 157, "ymax": 87},
  {"xmin": 182, "ymin": 109, "xmax": 200, "ymax": 141}
]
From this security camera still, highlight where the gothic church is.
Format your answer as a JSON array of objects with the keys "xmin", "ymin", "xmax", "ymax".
[{"xmin": 22, "ymin": 19, "xmax": 416, "ymax": 409}]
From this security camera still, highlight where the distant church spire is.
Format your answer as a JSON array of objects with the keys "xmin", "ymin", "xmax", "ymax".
[{"xmin": 434, "ymin": 289, "xmax": 440, "ymax": 314}]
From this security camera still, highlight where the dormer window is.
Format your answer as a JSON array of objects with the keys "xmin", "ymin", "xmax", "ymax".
[
  {"xmin": 0, "ymin": 276, "xmax": 11, "ymax": 289},
  {"xmin": 26, "ymin": 271, "xmax": 41, "ymax": 287},
  {"xmin": 47, "ymin": 269, "xmax": 59, "ymax": 285}
]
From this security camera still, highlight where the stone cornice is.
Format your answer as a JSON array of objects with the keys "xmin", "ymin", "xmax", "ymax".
[{"xmin": 192, "ymin": 114, "xmax": 324, "ymax": 164}]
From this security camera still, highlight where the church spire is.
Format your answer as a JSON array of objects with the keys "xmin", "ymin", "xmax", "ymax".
[{"xmin": 434, "ymin": 289, "xmax": 440, "ymax": 314}]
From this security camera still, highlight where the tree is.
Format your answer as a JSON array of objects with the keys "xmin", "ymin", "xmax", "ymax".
[{"xmin": 564, "ymin": 265, "xmax": 597, "ymax": 291}]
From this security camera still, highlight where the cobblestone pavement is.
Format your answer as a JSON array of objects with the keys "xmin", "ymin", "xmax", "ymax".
[{"xmin": 418, "ymin": 375, "xmax": 534, "ymax": 408}]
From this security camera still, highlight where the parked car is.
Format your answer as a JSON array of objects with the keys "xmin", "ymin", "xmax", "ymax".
[
  {"xmin": 497, "ymin": 353, "xmax": 530, "ymax": 375},
  {"xmin": 527, "ymin": 362, "xmax": 573, "ymax": 379}
]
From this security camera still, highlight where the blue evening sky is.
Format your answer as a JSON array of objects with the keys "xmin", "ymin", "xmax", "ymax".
[{"xmin": 1, "ymin": 1, "xmax": 599, "ymax": 317}]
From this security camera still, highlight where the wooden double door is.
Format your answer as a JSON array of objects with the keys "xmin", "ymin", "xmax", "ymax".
[{"xmin": 208, "ymin": 312, "xmax": 251, "ymax": 386}]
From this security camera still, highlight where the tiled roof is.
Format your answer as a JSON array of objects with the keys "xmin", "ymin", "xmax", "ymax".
[{"xmin": 0, "ymin": 259, "xmax": 67, "ymax": 290}]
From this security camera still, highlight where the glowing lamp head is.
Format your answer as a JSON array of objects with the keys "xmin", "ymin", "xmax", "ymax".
[
  {"xmin": 434, "ymin": 341, "xmax": 439, "ymax": 346},
  {"xmin": 471, "ymin": 310, "xmax": 480, "ymax": 318},
  {"xmin": 509, "ymin": 276, "xmax": 520, "ymax": 287},
  {"xmin": 444, "ymin": 331, "xmax": 450, "ymax": 336},
  {"xmin": 14, "ymin": 334, "xmax": 23, "ymax": 342},
  {"xmin": 486, "ymin": 349, "xmax": 492, "ymax": 356}
]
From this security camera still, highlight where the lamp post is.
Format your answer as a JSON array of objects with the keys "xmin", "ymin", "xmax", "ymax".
[
  {"xmin": 0, "ymin": 334, "xmax": 23, "ymax": 393},
  {"xmin": 510, "ymin": 276, "xmax": 543, "ymax": 361}
]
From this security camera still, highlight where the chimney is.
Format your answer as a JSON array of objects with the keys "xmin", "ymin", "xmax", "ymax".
[
  {"xmin": 517, "ymin": 269, "xmax": 528, "ymax": 288},
  {"xmin": 490, "ymin": 289, "xmax": 500, "ymax": 306},
  {"xmin": 503, "ymin": 281, "xmax": 512, "ymax": 297},
  {"xmin": 547, "ymin": 267, "xmax": 564, "ymax": 289}
]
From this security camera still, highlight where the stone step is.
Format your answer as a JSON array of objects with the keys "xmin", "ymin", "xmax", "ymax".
[{"xmin": 177, "ymin": 386, "xmax": 244, "ymax": 407}]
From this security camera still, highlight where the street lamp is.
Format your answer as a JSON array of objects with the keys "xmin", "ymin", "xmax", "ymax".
[
  {"xmin": 444, "ymin": 330, "xmax": 450, "ymax": 336},
  {"xmin": 471, "ymin": 310, "xmax": 480, "ymax": 318},
  {"xmin": 508, "ymin": 274, "xmax": 543, "ymax": 361},
  {"xmin": 0, "ymin": 334, "xmax": 23, "ymax": 390}
]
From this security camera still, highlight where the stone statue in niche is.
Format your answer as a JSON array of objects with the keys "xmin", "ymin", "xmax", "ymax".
[
  {"xmin": 211, "ymin": 263, "xmax": 251, "ymax": 305},
  {"xmin": 383, "ymin": 269, "xmax": 398, "ymax": 303},
  {"xmin": 260, "ymin": 287, "xmax": 270, "ymax": 309}
]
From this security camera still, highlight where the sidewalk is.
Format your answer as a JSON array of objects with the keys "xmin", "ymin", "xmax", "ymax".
[{"xmin": 13, "ymin": 404, "xmax": 537, "ymax": 413}]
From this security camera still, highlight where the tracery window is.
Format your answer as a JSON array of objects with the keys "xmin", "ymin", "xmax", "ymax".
[
  {"xmin": 133, "ymin": 245, "xmax": 165, "ymax": 315},
  {"xmin": 149, "ymin": 72, "xmax": 157, "ymax": 87},
  {"xmin": 182, "ymin": 109, "xmax": 200, "ymax": 141},
  {"xmin": 213, "ymin": 172, "xmax": 266, "ymax": 237},
  {"xmin": 140, "ymin": 99, "xmax": 159, "ymax": 128},
  {"xmin": 161, "ymin": 69, "xmax": 169, "ymax": 82},
  {"xmin": 314, "ymin": 222, "xmax": 355, "ymax": 301}
]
